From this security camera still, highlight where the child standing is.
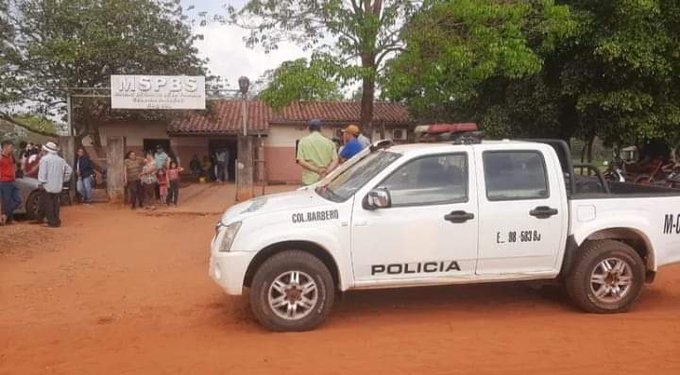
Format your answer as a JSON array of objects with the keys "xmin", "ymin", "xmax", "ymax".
[
  {"xmin": 158, "ymin": 167, "xmax": 169, "ymax": 206},
  {"xmin": 166, "ymin": 161, "xmax": 183, "ymax": 206}
]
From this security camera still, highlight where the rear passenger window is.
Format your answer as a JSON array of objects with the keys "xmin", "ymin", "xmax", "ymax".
[
  {"xmin": 483, "ymin": 151, "xmax": 549, "ymax": 201},
  {"xmin": 380, "ymin": 154, "xmax": 468, "ymax": 206}
]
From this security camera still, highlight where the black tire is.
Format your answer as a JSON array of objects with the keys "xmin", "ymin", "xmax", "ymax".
[
  {"xmin": 566, "ymin": 240, "xmax": 645, "ymax": 313},
  {"xmin": 250, "ymin": 250, "xmax": 335, "ymax": 332},
  {"xmin": 25, "ymin": 191, "xmax": 42, "ymax": 221}
]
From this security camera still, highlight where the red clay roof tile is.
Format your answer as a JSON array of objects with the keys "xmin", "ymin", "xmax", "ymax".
[{"xmin": 167, "ymin": 100, "xmax": 412, "ymax": 135}]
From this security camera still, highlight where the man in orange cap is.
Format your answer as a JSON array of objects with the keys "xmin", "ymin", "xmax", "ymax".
[{"xmin": 339, "ymin": 124, "xmax": 364, "ymax": 162}]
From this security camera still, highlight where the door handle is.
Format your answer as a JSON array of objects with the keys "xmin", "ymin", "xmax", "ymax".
[
  {"xmin": 530, "ymin": 206, "xmax": 558, "ymax": 219},
  {"xmin": 444, "ymin": 211, "xmax": 475, "ymax": 223}
]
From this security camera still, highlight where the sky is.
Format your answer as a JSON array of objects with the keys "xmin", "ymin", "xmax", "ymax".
[{"xmin": 181, "ymin": 0, "xmax": 310, "ymax": 91}]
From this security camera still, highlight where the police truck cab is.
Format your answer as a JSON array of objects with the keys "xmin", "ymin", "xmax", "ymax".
[{"xmin": 209, "ymin": 137, "xmax": 680, "ymax": 331}]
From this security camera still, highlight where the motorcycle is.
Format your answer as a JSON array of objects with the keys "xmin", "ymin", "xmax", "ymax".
[
  {"xmin": 603, "ymin": 158, "xmax": 626, "ymax": 183},
  {"xmin": 663, "ymin": 164, "xmax": 680, "ymax": 189}
]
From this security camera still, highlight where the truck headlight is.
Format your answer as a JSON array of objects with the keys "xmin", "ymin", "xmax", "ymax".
[{"xmin": 219, "ymin": 222, "xmax": 242, "ymax": 252}]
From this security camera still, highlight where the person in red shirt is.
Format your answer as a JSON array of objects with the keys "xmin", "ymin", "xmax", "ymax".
[
  {"xmin": 0, "ymin": 140, "xmax": 22, "ymax": 225},
  {"xmin": 166, "ymin": 161, "xmax": 183, "ymax": 206}
]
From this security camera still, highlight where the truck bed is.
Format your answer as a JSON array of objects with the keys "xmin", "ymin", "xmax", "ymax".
[{"xmin": 572, "ymin": 176, "xmax": 680, "ymax": 198}]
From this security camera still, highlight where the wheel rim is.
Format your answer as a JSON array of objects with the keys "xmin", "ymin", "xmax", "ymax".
[
  {"xmin": 589, "ymin": 257, "xmax": 633, "ymax": 304},
  {"xmin": 32, "ymin": 194, "xmax": 41, "ymax": 217},
  {"xmin": 268, "ymin": 270, "xmax": 318, "ymax": 321}
]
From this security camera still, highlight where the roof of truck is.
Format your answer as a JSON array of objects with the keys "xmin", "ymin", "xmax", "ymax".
[{"xmin": 386, "ymin": 139, "xmax": 532, "ymax": 154}]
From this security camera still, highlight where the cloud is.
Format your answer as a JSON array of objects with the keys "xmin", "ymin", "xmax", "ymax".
[{"xmin": 195, "ymin": 23, "xmax": 310, "ymax": 89}]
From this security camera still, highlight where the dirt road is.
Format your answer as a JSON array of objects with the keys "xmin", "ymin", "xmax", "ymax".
[{"xmin": 2, "ymin": 184, "xmax": 680, "ymax": 374}]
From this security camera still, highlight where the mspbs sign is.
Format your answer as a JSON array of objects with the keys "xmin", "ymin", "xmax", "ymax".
[{"xmin": 111, "ymin": 75, "xmax": 205, "ymax": 110}]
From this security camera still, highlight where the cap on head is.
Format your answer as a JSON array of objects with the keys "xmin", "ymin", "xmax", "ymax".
[
  {"xmin": 42, "ymin": 141, "xmax": 59, "ymax": 153},
  {"xmin": 156, "ymin": 144, "xmax": 164, "ymax": 151},
  {"xmin": 342, "ymin": 124, "xmax": 360, "ymax": 136},
  {"xmin": 307, "ymin": 119, "xmax": 322, "ymax": 131}
]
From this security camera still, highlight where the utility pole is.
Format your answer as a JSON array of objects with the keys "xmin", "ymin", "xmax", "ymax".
[{"xmin": 236, "ymin": 76, "xmax": 254, "ymax": 201}]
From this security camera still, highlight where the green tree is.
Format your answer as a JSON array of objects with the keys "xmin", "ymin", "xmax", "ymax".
[
  {"xmin": 382, "ymin": 0, "xmax": 576, "ymax": 138},
  {"xmin": 559, "ymin": 0, "xmax": 679, "ymax": 150},
  {"xmin": 259, "ymin": 57, "xmax": 344, "ymax": 111},
  {"xmin": 384, "ymin": 0, "xmax": 679, "ymax": 161},
  {"xmin": 226, "ymin": 0, "xmax": 420, "ymax": 137},
  {"xmin": 13, "ymin": 0, "xmax": 207, "ymax": 151},
  {"xmin": 0, "ymin": 0, "xmax": 17, "ymax": 103},
  {"xmin": 0, "ymin": 0, "xmax": 29, "ymax": 132}
]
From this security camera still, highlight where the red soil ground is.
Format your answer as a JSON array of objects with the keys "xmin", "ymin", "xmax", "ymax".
[{"xmin": 1, "ymin": 184, "xmax": 679, "ymax": 374}]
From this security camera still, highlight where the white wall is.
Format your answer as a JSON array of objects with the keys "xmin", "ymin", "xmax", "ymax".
[{"xmin": 95, "ymin": 122, "xmax": 169, "ymax": 147}]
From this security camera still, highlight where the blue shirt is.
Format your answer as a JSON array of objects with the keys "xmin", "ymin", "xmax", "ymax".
[
  {"xmin": 339, "ymin": 138, "xmax": 363, "ymax": 160},
  {"xmin": 154, "ymin": 151, "xmax": 168, "ymax": 170}
]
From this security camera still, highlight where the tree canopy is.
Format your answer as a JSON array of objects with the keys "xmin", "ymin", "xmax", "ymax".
[
  {"xmin": 226, "ymin": 0, "xmax": 419, "ymax": 137},
  {"xmin": 0, "ymin": 0, "xmax": 23, "ymax": 122},
  {"xmin": 383, "ymin": 0, "xmax": 679, "ymax": 152},
  {"xmin": 8, "ymin": 0, "xmax": 207, "ymax": 149},
  {"xmin": 258, "ymin": 57, "xmax": 344, "ymax": 111}
]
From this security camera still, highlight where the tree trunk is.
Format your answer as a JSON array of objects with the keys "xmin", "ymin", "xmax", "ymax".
[
  {"xmin": 360, "ymin": 60, "xmax": 376, "ymax": 140},
  {"xmin": 580, "ymin": 141, "xmax": 587, "ymax": 163},
  {"xmin": 586, "ymin": 134, "xmax": 596, "ymax": 164}
]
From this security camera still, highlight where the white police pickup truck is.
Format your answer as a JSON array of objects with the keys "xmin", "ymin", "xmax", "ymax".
[{"xmin": 209, "ymin": 138, "xmax": 680, "ymax": 331}]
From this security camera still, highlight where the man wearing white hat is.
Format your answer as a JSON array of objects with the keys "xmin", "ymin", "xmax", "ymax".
[{"xmin": 38, "ymin": 142, "xmax": 73, "ymax": 228}]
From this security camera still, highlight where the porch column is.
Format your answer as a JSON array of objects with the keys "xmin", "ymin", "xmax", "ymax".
[
  {"xmin": 106, "ymin": 136, "xmax": 126, "ymax": 203},
  {"xmin": 58, "ymin": 136, "xmax": 76, "ymax": 203}
]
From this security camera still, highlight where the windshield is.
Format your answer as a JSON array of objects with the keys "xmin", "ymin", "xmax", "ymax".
[{"xmin": 316, "ymin": 151, "xmax": 401, "ymax": 202}]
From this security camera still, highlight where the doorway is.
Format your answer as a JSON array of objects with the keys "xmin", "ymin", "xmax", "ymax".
[
  {"xmin": 143, "ymin": 139, "xmax": 171, "ymax": 155},
  {"xmin": 209, "ymin": 138, "xmax": 237, "ymax": 182}
]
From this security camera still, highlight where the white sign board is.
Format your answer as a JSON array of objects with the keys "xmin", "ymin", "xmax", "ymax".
[{"xmin": 111, "ymin": 75, "xmax": 205, "ymax": 110}]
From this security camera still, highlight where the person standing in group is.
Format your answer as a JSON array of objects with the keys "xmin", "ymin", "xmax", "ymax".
[
  {"xmin": 37, "ymin": 142, "xmax": 72, "ymax": 228},
  {"xmin": 75, "ymin": 148, "xmax": 95, "ymax": 204},
  {"xmin": 357, "ymin": 132, "xmax": 371, "ymax": 149},
  {"xmin": 296, "ymin": 119, "xmax": 338, "ymax": 186},
  {"xmin": 124, "ymin": 151, "xmax": 145, "ymax": 210},
  {"xmin": 17, "ymin": 141, "xmax": 28, "ymax": 172},
  {"xmin": 201, "ymin": 156, "xmax": 212, "ymax": 180},
  {"xmin": 214, "ymin": 149, "xmax": 226, "ymax": 183},
  {"xmin": 23, "ymin": 147, "xmax": 43, "ymax": 178},
  {"xmin": 189, "ymin": 154, "xmax": 201, "ymax": 179},
  {"xmin": 158, "ymin": 166, "xmax": 169, "ymax": 206},
  {"xmin": 166, "ymin": 161, "xmax": 183, "ymax": 207},
  {"xmin": 339, "ymin": 124, "xmax": 364, "ymax": 162},
  {"xmin": 139, "ymin": 153, "xmax": 158, "ymax": 210},
  {"xmin": 140, "ymin": 153, "xmax": 158, "ymax": 210},
  {"xmin": 0, "ymin": 140, "xmax": 21, "ymax": 225},
  {"xmin": 153, "ymin": 145, "xmax": 169, "ymax": 200},
  {"xmin": 154, "ymin": 145, "xmax": 169, "ymax": 170}
]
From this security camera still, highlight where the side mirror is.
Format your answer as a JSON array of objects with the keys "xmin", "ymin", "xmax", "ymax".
[{"xmin": 364, "ymin": 188, "xmax": 392, "ymax": 210}]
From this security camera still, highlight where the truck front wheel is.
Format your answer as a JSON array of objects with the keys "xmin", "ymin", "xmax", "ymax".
[
  {"xmin": 566, "ymin": 240, "xmax": 645, "ymax": 313},
  {"xmin": 250, "ymin": 250, "xmax": 335, "ymax": 331}
]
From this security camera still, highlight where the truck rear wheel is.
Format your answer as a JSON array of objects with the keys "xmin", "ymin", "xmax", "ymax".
[
  {"xmin": 566, "ymin": 240, "xmax": 645, "ymax": 313},
  {"xmin": 250, "ymin": 250, "xmax": 335, "ymax": 332}
]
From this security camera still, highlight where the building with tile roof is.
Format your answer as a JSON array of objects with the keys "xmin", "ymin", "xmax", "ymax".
[{"xmin": 95, "ymin": 100, "xmax": 414, "ymax": 184}]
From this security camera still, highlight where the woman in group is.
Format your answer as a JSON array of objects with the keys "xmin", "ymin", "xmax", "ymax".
[
  {"xmin": 124, "ymin": 151, "xmax": 144, "ymax": 209},
  {"xmin": 140, "ymin": 152, "xmax": 158, "ymax": 210}
]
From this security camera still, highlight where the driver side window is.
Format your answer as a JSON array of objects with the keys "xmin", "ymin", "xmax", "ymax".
[{"xmin": 379, "ymin": 153, "xmax": 468, "ymax": 207}]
